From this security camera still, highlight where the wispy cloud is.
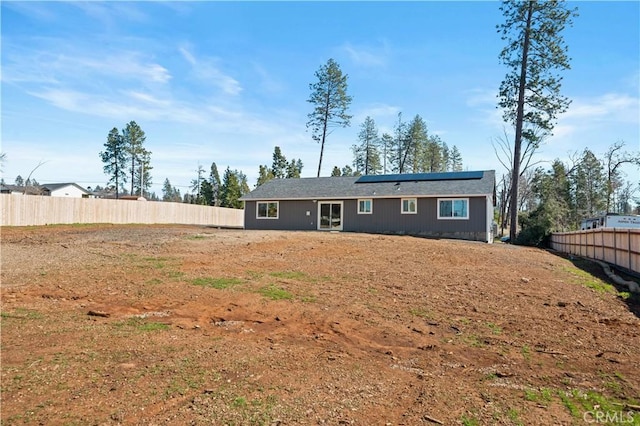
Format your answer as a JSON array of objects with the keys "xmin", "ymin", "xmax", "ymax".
[
  {"xmin": 465, "ymin": 88, "xmax": 497, "ymax": 107},
  {"xmin": 563, "ymin": 93, "xmax": 639, "ymax": 123},
  {"xmin": 3, "ymin": 2, "xmax": 58, "ymax": 21},
  {"xmin": 28, "ymin": 88, "xmax": 206, "ymax": 124},
  {"xmin": 252, "ymin": 63, "xmax": 285, "ymax": 94},
  {"xmin": 70, "ymin": 2, "xmax": 149, "ymax": 25},
  {"xmin": 179, "ymin": 45, "xmax": 242, "ymax": 96},
  {"xmin": 2, "ymin": 45, "xmax": 171, "ymax": 85},
  {"xmin": 341, "ymin": 41, "xmax": 390, "ymax": 68},
  {"xmin": 357, "ymin": 103, "xmax": 401, "ymax": 119}
]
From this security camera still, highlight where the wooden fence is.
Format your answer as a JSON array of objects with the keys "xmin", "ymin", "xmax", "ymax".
[
  {"xmin": 0, "ymin": 194, "xmax": 244, "ymax": 228},
  {"xmin": 550, "ymin": 228, "xmax": 640, "ymax": 274}
]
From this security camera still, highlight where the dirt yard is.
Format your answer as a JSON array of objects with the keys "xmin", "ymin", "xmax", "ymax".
[{"xmin": 1, "ymin": 224, "xmax": 639, "ymax": 425}]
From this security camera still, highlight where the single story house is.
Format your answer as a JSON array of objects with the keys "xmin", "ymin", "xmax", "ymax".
[
  {"xmin": 40, "ymin": 183, "xmax": 90, "ymax": 198},
  {"xmin": 239, "ymin": 170, "xmax": 496, "ymax": 243},
  {"xmin": 0, "ymin": 184, "xmax": 36, "ymax": 195}
]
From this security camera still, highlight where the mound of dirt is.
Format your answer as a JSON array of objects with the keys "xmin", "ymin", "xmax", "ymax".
[{"xmin": 2, "ymin": 225, "xmax": 639, "ymax": 425}]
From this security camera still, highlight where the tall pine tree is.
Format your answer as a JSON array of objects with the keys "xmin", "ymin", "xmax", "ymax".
[
  {"xmin": 123, "ymin": 121, "xmax": 150, "ymax": 196},
  {"xmin": 99, "ymin": 127, "xmax": 128, "ymax": 199},
  {"xmin": 306, "ymin": 59, "xmax": 352, "ymax": 177},
  {"xmin": 497, "ymin": 0, "xmax": 577, "ymax": 240}
]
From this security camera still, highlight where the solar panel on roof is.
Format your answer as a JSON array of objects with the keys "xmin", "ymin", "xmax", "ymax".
[{"xmin": 355, "ymin": 171, "xmax": 484, "ymax": 184}]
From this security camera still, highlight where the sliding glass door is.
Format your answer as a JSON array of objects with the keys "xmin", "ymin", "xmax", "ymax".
[{"xmin": 318, "ymin": 202, "xmax": 343, "ymax": 231}]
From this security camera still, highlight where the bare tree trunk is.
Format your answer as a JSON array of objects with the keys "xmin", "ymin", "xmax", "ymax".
[{"xmin": 317, "ymin": 91, "xmax": 331, "ymax": 177}]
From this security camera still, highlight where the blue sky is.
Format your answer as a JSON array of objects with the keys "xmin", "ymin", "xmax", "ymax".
[{"xmin": 1, "ymin": 1, "xmax": 638, "ymax": 196}]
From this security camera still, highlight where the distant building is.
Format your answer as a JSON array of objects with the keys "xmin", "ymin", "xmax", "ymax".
[
  {"xmin": 0, "ymin": 184, "xmax": 43, "ymax": 195},
  {"xmin": 40, "ymin": 183, "xmax": 90, "ymax": 198},
  {"xmin": 1, "ymin": 182, "xmax": 91, "ymax": 198},
  {"xmin": 580, "ymin": 214, "xmax": 640, "ymax": 230}
]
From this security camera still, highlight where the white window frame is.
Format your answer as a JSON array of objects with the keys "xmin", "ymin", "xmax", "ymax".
[
  {"xmin": 256, "ymin": 201, "xmax": 279, "ymax": 219},
  {"xmin": 401, "ymin": 198, "xmax": 417, "ymax": 214},
  {"xmin": 437, "ymin": 198, "xmax": 469, "ymax": 220},
  {"xmin": 357, "ymin": 198, "xmax": 373, "ymax": 215}
]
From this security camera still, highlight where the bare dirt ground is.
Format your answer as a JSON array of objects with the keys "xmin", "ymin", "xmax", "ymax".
[{"xmin": 1, "ymin": 224, "xmax": 639, "ymax": 426}]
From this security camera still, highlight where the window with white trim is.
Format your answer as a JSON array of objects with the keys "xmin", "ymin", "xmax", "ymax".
[
  {"xmin": 401, "ymin": 198, "xmax": 417, "ymax": 214},
  {"xmin": 438, "ymin": 198, "xmax": 469, "ymax": 219},
  {"xmin": 358, "ymin": 199, "xmax": 372, "ymax": 214},
  {"xmin": 257, "ymin": 201, "xmax": 279, "ymax": 219}
]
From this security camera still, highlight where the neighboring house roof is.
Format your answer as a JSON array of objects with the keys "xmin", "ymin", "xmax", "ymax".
[
  {"xmin": 240, "ymin": 170, "xmax": 496, "ymax": 201},
  {"xmin": 0, "ymin": 184, "xmax": 43, "ymax": 195},
  {"xmin": 41, "ymin": 183, "xmax": 90, "ymax": 194}
]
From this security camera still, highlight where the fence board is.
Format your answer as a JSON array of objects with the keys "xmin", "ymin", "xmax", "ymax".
[
  {"xmin": 550, "ymin": 228, "xmax": 640, "ymax": 274},
  {"xmin": 0, "ymin": 194, "xmax": 244, "ymax": 228}
]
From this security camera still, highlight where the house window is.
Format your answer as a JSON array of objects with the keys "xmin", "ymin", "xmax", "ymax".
[
  {"xmin": 438, "ymin": 198, "xmax": 469, "ymax": 219},
  {"xmin": 358, "ymin": 199, "xmax": 372, "ymax": 214},
  {"xmin": 401, "ymin": 198, "xmax": 417, "ymax": 214},
  {"xmin": 257, "ymin": 201, "xmax": 279, "ymax": 219}
]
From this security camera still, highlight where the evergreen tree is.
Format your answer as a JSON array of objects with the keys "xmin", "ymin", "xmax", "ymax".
[
  {"xmin": 162, "ymin": 178, "xmax": 182, "ymax": 202},
  {"xmin": 404, "ymin": 115, "xmax": 428, "ymax": 173},
  {"xmin": 220, "ymin": 168, "xmax": 246, "ymax": 209},
  {"xmin": 271, "ymin": 146, "xmax": 288, "ymax": 179},
  {"xmin": 209, "ymin": 162, "xmax": 222, "ymax": 206},
  {"xmin": 306, "ymin": 58, "xmax": 352, "ymax": 177},
  {"xmin": 15, "ymin": 175, "xmax": 24, "ymax": 187},
  {"xmin": 441, "ymin": 142, "xmax": 451, "ymax": 172},
  {"xmin": 517, "ymin": 160, "xmax": 575, "ymax": 245},
  {"xmin": 256, "ymin": 165, "xmax": 275, "ymax": 187},
  {"xmin": 498, "ymin": 0, "xmax": 577, "ymax": 240},
  {"xmin": 123, "ymin": 121, "xmax": 150, "ymax": 196},
  {"xmin": 449, "ymin": 146, "xmax": 463, "ymax": 171},
  {"xmin": 341, "ymin": 165, "xmax": 357, "ymax": 177},
  {"xmin": 424, "ymin": 134, "xmax": 443, "ymax": 173},
  {"xmin": 191, "ymin": 165, "xmax": 206, "ymax": 205},
  {"xmin": 99, "ymin": 127, "xmax": 127, "ymax": 199},
  {"xmin": 388, "ymin": 113, "xmax": 407, "ymax": 173},
  {"xmin": 380, "ymin": 133, "xmax": 394, "ymax": 174},
  {"xmin": 352, "ymin": 116, "xmax": 382, "ymax": 175},
  {"xmin": 237, "ymin": 170, "xmax": 250, "ymax": 195},
  {"xmin": 133, "ymin": 149, "xmax": 153, "ymax": 197},
  {"xmin": 331, "ymin": 166, "xmax": 342, "ymax": 177},
  {"xmin": 201, "ymin": 180, "xmax": 213, "ymax": 205},
  {"xmin": 573, "ymin": 149, "xmax": 607, "ymax": 218},
  {"xmin": 286, "ymin": 159, "xmax": 303, "ymax": 178}
]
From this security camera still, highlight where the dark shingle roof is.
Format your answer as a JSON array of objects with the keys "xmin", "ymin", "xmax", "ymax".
[{"xmin": 240, "ymin": 170, "xmax": 495, "ymax": 201}]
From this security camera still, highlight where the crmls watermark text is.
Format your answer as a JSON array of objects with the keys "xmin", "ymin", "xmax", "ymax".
[{"xmin": 583, "ymin": 410, "xmax": 635, "ymax": 423}]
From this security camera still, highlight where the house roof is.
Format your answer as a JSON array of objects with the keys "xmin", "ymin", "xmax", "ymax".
[
  {"xmin": 240, "ymin": 170, "xmax": 496, "ymax": 201},
  {"xmin": 0, "ymin": 184, "xmax": 43, "ymax": 195},
  {"xmin": 41, "ymin": 183, "xmax": 89, "ymax": 194}
]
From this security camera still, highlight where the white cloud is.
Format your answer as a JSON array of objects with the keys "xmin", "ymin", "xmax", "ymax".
[
  {"xmin": 3, "ymin": 2, "xmax": 58, "ymax": 21},
  {"xmin": 563, "ymin": 93, "xmax": 639, "ymax": 123},
  {"xmin": 341, "ymin": 41, "xmax": 390, "ymax": 68},
  {"xmin": 28, "ymin": 88, "xmax": 206, "ymax": 124},
  {"xmin": 2, "ymin": 45, "xmax": 171, "ymax": 85},
  {"xmin": 70, "ymin": 2, "xmax": 149, "ymax": 25},
  {"xmin": 125, "ymin": 91, "xmax": 171, "ymax": 107},
  {"xmin": 357, "ymin": 103, "xmax": 401, "ymax": 119},
  {"xmin": 179, "ymin": 46, "xmax": 197, "ymax": 66},
  {"xmin": 179, "ymin": 45, "xmax": 242, "ymax": 96},
  {"xmin": 465, "ymin": 88, "xmax": 497, "ymax": 107}
]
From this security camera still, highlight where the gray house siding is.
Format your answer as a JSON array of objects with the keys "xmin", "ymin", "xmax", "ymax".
[
  {"xmin": 245, "ymin": 197, "xmax": 489, "ymax": 241},
  {"xmin": 244, "ymin": 200, "xmax": 318, "ymax": 230},
  {"xmin": 342, "ymin": 197, "xmax": 488, "ymax": 241}
]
